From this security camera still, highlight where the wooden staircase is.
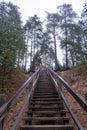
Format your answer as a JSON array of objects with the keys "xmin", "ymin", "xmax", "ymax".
[{"xmin": 21, "ymin": 70, "xmax": 74, "ymax": 130}]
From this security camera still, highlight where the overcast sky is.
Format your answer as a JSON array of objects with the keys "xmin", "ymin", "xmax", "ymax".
[{"xmin": 3, "ymin": 0, "xmax": 85, "ymax": 24}]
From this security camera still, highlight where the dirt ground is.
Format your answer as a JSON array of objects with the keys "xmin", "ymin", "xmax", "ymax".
[
  {"xmin": 61, "ymin": 64, "xmax": 87, "ymax": 130},
  {"xmin": 0, "ymin": 71, "xmax": 29, "ymax": 100},
  {"xmin": 0, "ymin": 71, "xmax": 29, "ymax": 130}
]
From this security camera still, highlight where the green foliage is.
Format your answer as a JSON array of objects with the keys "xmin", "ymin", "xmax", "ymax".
[
  {"xmin": 46, "ymin": 13, "xmax": 60, "ymax": 68},
  {"xmin": 0, "ymin": 1, "xmax": 26, "ymax": 78},
  {"xmin": 76, "ymin": 63, "xmax": 86, "ymax": 73},
  {"xmin": 24, "ymin": 15, "xmax": 43, "ymax": 70},
  {"xmin": 0, "ymin": 1, "xmax": 87, "ymax": 72},
  {"xmin": 0, "ymin": 87, "xmax": 14, "ymax": 93},
  {"xmin": 0, "ymin": 77, "xmax": 8, "ymax": 87},
  {"xmin": 80, "ymin": 58, "xmax": 86, "ymax": 64}
]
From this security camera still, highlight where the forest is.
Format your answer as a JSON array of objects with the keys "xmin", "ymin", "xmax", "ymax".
[{"xmin": 0, "ymin": 1, "xmax": 87, "ymax": 75}]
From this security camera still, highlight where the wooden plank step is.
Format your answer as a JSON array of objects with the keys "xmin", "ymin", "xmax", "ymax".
[
  {"xmin": 33, "ymin": 95, "xmax": 58, "ymax": 98},
  {"xmin": 29, "ymin": 105, "xmax": 63, "ymax": 110},
  {"xmin": 35, "ymin": 86, "xmax": 54, "ymax": 87},
  {"xmin": 34, "ymin": 91, "xmax": 57, "ymax": 94},
  {"xmin": 37, "ymin": 79, "xmax": 48, "ymax": 80},
  {"xmin": 34, "ymin": 90, "xmax": 55, "ymax": 92},
  {"xmin": 34, "ymin": 93, "xmax": 58, "ymax": 95},
  {"xmin": 38, "ymin": 80, "xmax": 49, "ymax": 81},
  {"xmin": 24, "ymin": 117, "xmax": 69, "ymax": 123},
  {"xmin": 37, "ymin": 84, "xmax": 50, "ymax": 87},
  {"xmin": 31, "ymin": 100, "xmax": 63, "ymax": 103},
  {"xmin": 37, "ymin": 82, "xmax": 50, "ymax": 83},
  {"xmin": 27, "ymin": 110, "xmax": 66, "ymax": 115},
  {"xmin": 31, "ymin": 101, "xmax": 63, "ymax": 105},
  {"xmin": 34, "ymin": 89, "xmax": 56, "ymax": 91},
  {"xmin": 31, "ymin": 98, "xmax": 61, "ymax": 101},
  {"xmin": 35, "ymin": 88, "xmax": 55, "ymax": 89},
  {"xmin": 35, "ymin": 87, "xmax": 55, "ymax": 89},
  {"xmin": 21, "ymin": 125, "xmax": 74, "ymax": 130}
]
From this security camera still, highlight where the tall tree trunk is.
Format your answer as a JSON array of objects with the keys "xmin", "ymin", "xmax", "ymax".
[
  {"xmin": 30, "ymin": 38, "xmax": 33, "ymax": 67},
  {"xmin": 65, "ymin": 45, "xmax": 68, "ymax": 68},
  {"xmin": 83, "ymin": 35, "xmax": 87, "ymax": 60},
  {"xmin": 53, "ymin": 27, "xmax": 59, "ymax": 70},
  {"xmin": 24, "ymin": 33, "xmax": 29, "ymax": 71},
  {"xmin": 17, "ymin": 51, "xmax": 20, "ymax": 68},
  {"xmin": 33, "ymin": 29, "xmax": 36, "ymax": 58},
  {"xmin": 65, "ymin": 27, "xmax": 68, "ymax": 69},
  {"xmin": 73, "ymin": 41, "xmax": 78, "ymax": 65},
  {"xmin": 70, "ymin": 50, "xmax": 75, "ymax": 67}
]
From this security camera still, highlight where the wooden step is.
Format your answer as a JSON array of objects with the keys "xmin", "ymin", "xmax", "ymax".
[
  {"xmin": 27, "ymin": 110, "xmax": 66, "ymax": 116},
  {"xmin": 35, "ymin": 88, "xmax": 56, "ymax": 90},
  {"xmin": 31, "ymin": 98, "xmax": 61, "ymax": 101},
  {"xmin": 24, "ymin": 117, "xmax": 69, "ymax": 124},
  {"xmin": 29, "ymin": 105, "xmax": 63, "ymax": 111},
  {"xmin": 30, "ymin": 101, "xmax": 63, "ymax": 105},
  {"xmin": 36, "ymin": 86, "xmax": 51, "ymax": 88},
  {"xmin": 34, "ymin": 89, "xmax": 56, "ymax": 91},
  {"xmin": 34, "ymin": 93, "xmax": 58, "ymax": 95},
  {"xmin": 34, "ymin": 91, "xmax": 56, "ymax": 93},
  {"xmin": 34, "ymin": 90, "xmax": 57, "ymax": 93},
  {"xmin": 21, "ymin": 125, "xmax": 74, "ymax": 130},
  {"xmin": 33, "ymin": 95, "xmax": 58, "ymax": 98}
]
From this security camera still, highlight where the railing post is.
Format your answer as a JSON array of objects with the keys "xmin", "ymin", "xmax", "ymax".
[
  {"xmin": 0, "ymin": 119, "xmax": 4, "ymax": 130},
  {"xmin": 0, "ymin": 94, "xmax": 7, "ymax": 130},
  {"xmin": 49, "ymin": 68, "xmax": 87, "ymax": 112},
  {"xmin": 0, "ymin": 94, "xmax": 7, "ymax": 107},
  {"xmin": 57, "ymin": 72, "xmax": 62, "ymax": 92}
]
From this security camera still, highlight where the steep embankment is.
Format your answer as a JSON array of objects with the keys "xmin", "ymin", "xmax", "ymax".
[
  {"xmin": 1, "ymin": 66, "xmax": 87, "ymax": 129},
  {"xmin": 0, "ymin": 70, "xmax": 29, "ymax": 130},
  {"xmin": 61, "ymin": 63, "xmax": 87, "ymax": 99},
  {"xmin": 0, "ymin": 70, "xmax": 29, "ymax": 100},
  {"xmin": 61, "ymin": 63, "xmax": 87, "ymax": 129}
]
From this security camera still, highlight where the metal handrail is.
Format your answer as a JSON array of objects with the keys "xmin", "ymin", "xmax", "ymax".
[
  {"xmin": 48, "ymin": 69, "xmax": 84, "ymax": 130},
  {"xmin": 11, "ymin": 71, "xmax": 40, "ymax": 130},
  {"xmin": 0, "ymin": 68, "xmax": 40, "ymax": 129},
  {"xmin": 60, "ymin": 92, "xmax": 84, "ymax": 130},
  {"xmin": 49, "ymin": 68, "xmax": 87, "ymax": 112}
]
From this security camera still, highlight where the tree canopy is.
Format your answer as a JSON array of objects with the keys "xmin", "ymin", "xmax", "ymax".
[{"xmin": 0, "ymin": 1, "xmax": 87, "ymax": 73}]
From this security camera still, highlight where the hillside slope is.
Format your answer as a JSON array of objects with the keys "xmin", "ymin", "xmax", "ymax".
[
  {"xmin": 1, "ymin": 66, "xmax": 87, "ymax": 129},
  {"xmin": 61, "ymin": 63, "xmax": 87, "ymax": 129},
  {"xmin": 0, "ymin": 70, "xmax": 29, "ymax": 100},
  {"xmin": 61, "ymin": 63, "xmax": 87, "ymax": 99}
]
